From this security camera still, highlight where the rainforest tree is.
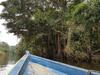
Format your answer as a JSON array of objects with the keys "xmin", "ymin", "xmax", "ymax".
[{"xmin": 1, "ymin": 0, "xmax": 100, "ymax": 64}]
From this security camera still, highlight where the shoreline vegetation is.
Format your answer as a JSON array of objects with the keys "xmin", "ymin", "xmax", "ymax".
[
  {"xmin": 0, "ymin": 41, "xmax": 100, "ymax": 71},
  {"xmin": 0, "ymin": 0, "xmax": 100, "ymax": 71}
]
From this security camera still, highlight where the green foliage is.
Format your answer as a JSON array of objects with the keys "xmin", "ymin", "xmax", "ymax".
[
  {"xmin": 0, "ymin": 42, "xmax": 9, "ymax": 53},
  {"xmin": 0, "ymin": 0, "xmax": 100, "ymax": 64}
]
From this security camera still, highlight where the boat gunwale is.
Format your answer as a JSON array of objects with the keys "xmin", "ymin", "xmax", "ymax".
[
  {"xmin": 30, "ymin": 54, "xmax": 100, "ymax": 75},
  {"xmin": 8, "ymin": 53, "xmax": 29, "ymax": 75},
  {"xmin": 8, "ymin": 51, "xmax": 100, "ymax": 75}
]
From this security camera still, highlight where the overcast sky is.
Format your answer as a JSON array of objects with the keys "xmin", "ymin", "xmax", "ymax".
[{"xmin": 0, "ymin": 0, "xmax": 20, "ymax": 46}]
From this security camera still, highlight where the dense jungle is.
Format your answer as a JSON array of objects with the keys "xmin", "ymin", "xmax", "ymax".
[{"xmin": 0, "ymin": 0, "xmax": 100, "ymax": 71}]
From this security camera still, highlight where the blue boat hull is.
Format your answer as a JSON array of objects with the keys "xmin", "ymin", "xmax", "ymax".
[{"xmin": 9, "ymin": 52, "xmax": 100, "ymax": 75}]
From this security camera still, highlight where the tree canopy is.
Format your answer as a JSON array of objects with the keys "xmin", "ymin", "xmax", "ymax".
[{"xmin": 0, "ymin": 0, "xmax": 100, "ymax": 64}]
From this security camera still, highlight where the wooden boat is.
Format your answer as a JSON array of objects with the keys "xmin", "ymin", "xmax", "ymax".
[{"xmin": 9, "ymin": 51, "xmax": 100, "ymax": 75}]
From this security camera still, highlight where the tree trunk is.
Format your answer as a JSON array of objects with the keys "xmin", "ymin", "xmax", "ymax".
[
  {"xmin": 57, "ymin": 32, "xmax": 61, "ymax": 56},
  {"xmin": 64, "ymin": 28, "xmax": 73, "ymax": 54},
  {"xmin": 47, "ymin": 33, "xmax": 53, "ymax": 59},
  {"xmin": 87, "ymin": 46, "xmax": 92, "ymax": 63}
]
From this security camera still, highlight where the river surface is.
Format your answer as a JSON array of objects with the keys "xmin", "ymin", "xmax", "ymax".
[
  {"xmin": 0, "ymin": 52, "xmax": 16, "ymax": 75},
  {"xmin": 0, "ymin": 64, "xmax": 14, "ymax": 75}
]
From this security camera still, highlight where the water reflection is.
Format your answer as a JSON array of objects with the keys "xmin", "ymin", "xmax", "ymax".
[
  {"xmin": 0, "ymin": 51, "xmax": 16, "ymax": 68},
  {"xmin": 0, "ymin": 51, "xmax": 16, "ymax": 75},
  {"xmin": 0, "ymin": 52, "xmax": 8, "ymax": 67}
]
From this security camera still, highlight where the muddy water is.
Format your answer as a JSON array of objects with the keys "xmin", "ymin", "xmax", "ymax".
[
  {"xmin": 0, "ymin": 52, "xmax": 8, "ymax": 67},
  {"xmin": 0, "ymin": 51, "xmax": 16, "ymax": 67},
  {"xmin": 0, "ymin": 52, "xmax": 15, "ymax": 75},
  {"xmin": 0, "ymin": 52, "xmax": 16, "ymax": 75}
]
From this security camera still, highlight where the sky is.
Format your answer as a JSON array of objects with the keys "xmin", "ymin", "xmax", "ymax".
[{"xmin": 0, "ymin": 0, "xmax": 20, "ymax": 46}]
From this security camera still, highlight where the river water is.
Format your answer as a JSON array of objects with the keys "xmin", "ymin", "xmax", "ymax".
[
  {"xmin": 0, "ymin": 64, "xmax": 14, "ymax": 75},
  {"xmin": 0, "ymin": 52, "xmax": 16, "ymax": 75}
]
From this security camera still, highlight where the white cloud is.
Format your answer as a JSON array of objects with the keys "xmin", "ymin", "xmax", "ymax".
[{"xmin": 0, "ymin": 0, "xmax": 20, "ymax": 46}]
